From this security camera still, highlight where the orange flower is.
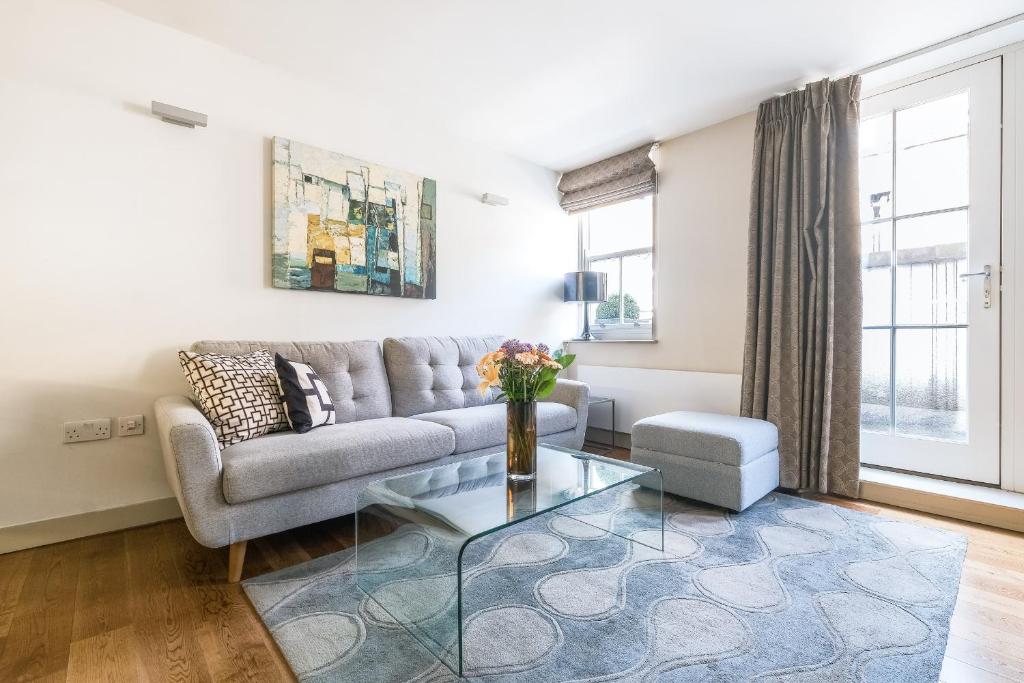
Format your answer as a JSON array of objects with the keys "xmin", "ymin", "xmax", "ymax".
[
  {"xmin": 537, "ymin": 351, "xmax": 561, "ymax": 369},
  {"xmin": 515, "ymin": 351, "xmax": 540, "ymax": 366},
  {"xmin": 476, "ymin": 350, "xmax": 506, "ymax": 375},
  {"xmin": 477, "ymin": 361, "xmax": 500, "ymax": 397}
]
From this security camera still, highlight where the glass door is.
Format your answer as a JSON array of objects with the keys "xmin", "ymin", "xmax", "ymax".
[{"xmin": 859, "ymin": 58, "xmax": 1001, "ymax": 484}]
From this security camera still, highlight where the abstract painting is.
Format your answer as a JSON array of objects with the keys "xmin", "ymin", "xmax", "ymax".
[{"xmin": 272, "ymin": 137, "xmax": 436, "ymax": 298}]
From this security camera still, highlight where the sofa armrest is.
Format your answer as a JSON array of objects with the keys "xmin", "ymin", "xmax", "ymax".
[
  {"xmin": 545, "ymin": 379, "xmax": 590, "ymax": 449},
  {"xmin": 154, "ymin": 395, "xmax": 231, "ymax": 548}
]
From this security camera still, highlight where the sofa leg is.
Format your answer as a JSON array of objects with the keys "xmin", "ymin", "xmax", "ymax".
[{"xmin": 228, "ymin": 540, "xmax": 247, "ymax": 583}]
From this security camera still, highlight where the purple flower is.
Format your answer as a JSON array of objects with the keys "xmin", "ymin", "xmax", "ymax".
[
  {"xmin": 537, "ymin": 343, "xmax": 550, "ymax": 355},
  {"xmin": 500, "ymin": 339, "xmax": 533, "ymax": 356}
]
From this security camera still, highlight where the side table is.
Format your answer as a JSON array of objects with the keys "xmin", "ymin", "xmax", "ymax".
[{"xmin": 586, "ymin": 395, "xmax": 616, "ymax": 450}]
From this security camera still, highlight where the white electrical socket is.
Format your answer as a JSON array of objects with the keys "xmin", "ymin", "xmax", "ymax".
[
  {"xmin": 63, "ymin": 418, "xmax": 112, "ymax": 443},
  {"xmin": 118, "ymin": 414, "xmax": 145, "ymax": 436}
]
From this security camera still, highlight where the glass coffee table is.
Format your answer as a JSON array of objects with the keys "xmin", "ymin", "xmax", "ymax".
[{"xmin": 354, "ymin": 444, "xmax": 663, "ymax": 677}]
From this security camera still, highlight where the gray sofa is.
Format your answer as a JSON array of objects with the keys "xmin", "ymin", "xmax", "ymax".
[{"xmin": 154, "ymin": 335, "xmax": 589, "ymax": 581}]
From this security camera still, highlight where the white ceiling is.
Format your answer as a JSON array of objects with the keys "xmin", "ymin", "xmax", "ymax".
[{"xmin": 104, "ymin": 0, "xmax": 1024, "ymax": 171}]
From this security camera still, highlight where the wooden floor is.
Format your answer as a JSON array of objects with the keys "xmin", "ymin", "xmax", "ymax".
[{"xmin": 1, "ymin": 447, "xmax": 1023, "ymax": 682}]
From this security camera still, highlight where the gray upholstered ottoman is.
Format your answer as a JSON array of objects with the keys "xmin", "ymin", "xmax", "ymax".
[{"xmin": 631, "ymin": 411, "xmax": 779, "ymax": 512}]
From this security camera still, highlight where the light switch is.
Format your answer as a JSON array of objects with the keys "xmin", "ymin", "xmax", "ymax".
[{"xmin": 118, "ymin": 415, "xmax": 145, "ymax": 436}]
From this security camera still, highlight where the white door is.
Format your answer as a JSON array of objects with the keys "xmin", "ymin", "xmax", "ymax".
[{"xmin": 859, "ymin": 58, "xmax": 1001, "ymax": 484}]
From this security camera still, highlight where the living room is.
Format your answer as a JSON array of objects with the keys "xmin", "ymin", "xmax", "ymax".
[{"xmin": 2, "ymin": 1, "xmax": 1024, "ymax": 681}]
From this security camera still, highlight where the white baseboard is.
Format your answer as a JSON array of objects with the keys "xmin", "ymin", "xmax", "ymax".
[{"xmin": 0, "ymin": 497, "xmax": 182, "ymax": 554}]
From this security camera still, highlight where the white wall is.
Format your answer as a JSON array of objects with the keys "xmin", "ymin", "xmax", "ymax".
[
  {"xmin": 1003, "ymin": 45, "xmax": 1024, "ymax": 493},
  {"xmin": 0, "ymin": 0, "xmax": 577, "ymax": 530}
]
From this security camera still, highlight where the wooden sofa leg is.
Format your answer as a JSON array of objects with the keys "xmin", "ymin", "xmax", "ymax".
[{"xmin": 228, "ymin": 540, "xmax": 247, "ymax": 583}]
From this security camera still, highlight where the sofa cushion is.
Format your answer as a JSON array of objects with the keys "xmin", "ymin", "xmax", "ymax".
[
  {"xmin": 220, "ymin": 417, "xmax": 455, "ymax": 504},
  {"xmin": 383, "ymin": 335, "xmax": 504, "ymax": 417},
  {"xmin": 631, "ymin": 411, "xmax": 779, "ymax": 467},
  {"xmin": 411, "ymin": 402, "xmax": 578, "ymax": 454},
  {"xmin": 192, "ymin": 340, "xmax": 391, "ymax": 423}
]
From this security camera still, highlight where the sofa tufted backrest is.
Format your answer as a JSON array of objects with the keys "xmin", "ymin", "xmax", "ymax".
[
  {"xmin": 190, "ymin": 340, "xmax": 391, "ymax": 423},
  {"xmin": 383, "ymin": 335, "xmax": 505, "ymax": 417}
]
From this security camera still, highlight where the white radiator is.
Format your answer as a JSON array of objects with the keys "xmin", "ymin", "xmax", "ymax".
[{"xmin": 577, "ymin": 365, "xmax": 742, "ymax": 435}]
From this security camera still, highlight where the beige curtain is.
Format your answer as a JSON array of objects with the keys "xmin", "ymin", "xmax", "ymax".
[{"xmin": 741, "ymin": 75, "xmax": 863, "ymax": 498}]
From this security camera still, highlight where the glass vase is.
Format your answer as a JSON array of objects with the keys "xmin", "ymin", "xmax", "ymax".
[
  {"xmin": 506, "ymin": 478, "xmax": 538, "ymax": 520},
  {"xmin": 506, "ymin": 400, "xmax": 537, "ymax": 480}
]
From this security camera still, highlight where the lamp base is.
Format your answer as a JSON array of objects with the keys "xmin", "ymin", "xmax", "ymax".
[{"xmin": 576, "ymin": 302, "xmax": 593, "ymax": 341}]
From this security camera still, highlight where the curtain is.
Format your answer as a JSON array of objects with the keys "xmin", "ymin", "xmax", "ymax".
[
  {"xmin": 741, "ymin": 75, "xmax": 863, "ymax": 498},
  {"xmin": 558, "ymin": 143, "xmax": 658, "ymax": 213}
]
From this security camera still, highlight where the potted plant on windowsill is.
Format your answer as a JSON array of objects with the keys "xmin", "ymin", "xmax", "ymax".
[{"xmin": 476, "ymin": 340, "xmax": 575, "ymax": 480}]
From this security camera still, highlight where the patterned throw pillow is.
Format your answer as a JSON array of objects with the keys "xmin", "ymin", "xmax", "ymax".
[
  {"xmin": 178, "ymin": 349, "xmax": 288, "ymax": 449},
  {"xmin": 274, "ymin": 353, "xmax": 336, "ymax": 433}
]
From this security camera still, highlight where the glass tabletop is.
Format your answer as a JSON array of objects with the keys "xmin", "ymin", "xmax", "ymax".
[
  {"xmin": 361, "ymin": 444, "xmax": 650, "ymax": 537},
  {"xmin": 354, "ymin": 444, "xmax": 663, "ymax": 676}
]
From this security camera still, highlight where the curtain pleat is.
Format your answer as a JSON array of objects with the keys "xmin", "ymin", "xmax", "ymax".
[{"xmin": 741, "ymin": 76, "xmax": 863, "ymax": 498}]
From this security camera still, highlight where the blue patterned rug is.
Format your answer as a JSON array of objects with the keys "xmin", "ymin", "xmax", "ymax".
[{"xmin": 243, "ymin": 489, "xmax": 966, "ymax": 682}]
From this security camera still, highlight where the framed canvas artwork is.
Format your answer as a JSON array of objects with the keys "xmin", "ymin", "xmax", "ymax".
[{"xmin": 272, "ymin": 137, "xmax": 436, "ymax": 298}]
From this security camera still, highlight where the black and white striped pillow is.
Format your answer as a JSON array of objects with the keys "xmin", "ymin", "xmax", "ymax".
[
  {"xmin": 274, "ymin": 353, "xmax": 336, "ymax": 433},
  {"xmin": 178, "ymin": 349, "xmax": 289, "ymax": 449}
]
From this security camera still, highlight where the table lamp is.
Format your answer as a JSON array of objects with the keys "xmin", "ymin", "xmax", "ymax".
[{"xmin": 564, "ymin": 271, "xmax": 608, "ymax": 341}]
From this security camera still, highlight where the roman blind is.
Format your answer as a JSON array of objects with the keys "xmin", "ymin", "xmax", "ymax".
[{"xmin": 557, "ymin": 142, "xmax": 659, "ymax": 214}]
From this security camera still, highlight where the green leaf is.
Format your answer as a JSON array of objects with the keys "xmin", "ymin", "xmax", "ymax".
[
  {"xmin": 535, "ymin": 375, "xmax": 558, "ymax": 399},
  {"xmin": 557, "ymin": 353, "xmax": 576, "ymax": 369}
]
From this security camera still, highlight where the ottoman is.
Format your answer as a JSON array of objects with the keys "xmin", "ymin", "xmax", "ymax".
[{"xmin": 631, "ymin": 411, "xmax": 779, "ymax": 512}]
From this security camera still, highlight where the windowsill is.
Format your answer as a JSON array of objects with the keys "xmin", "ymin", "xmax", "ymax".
[
  {"xmin": 564, "ymin": 339, "xmax": 658, "ymax": 344},
  {"xmin": 859, "ymin": 466, "xmax": 1024, "ymax": 532}
]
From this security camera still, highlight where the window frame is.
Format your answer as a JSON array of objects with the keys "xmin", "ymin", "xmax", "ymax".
[{"xmin": 576, "ymin": 195, "xmax": 656, "ymax": 341}]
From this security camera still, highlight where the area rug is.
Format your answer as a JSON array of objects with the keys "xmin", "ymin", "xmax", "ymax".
[{"xmin": 243, "ymin": 489, "xmax": 967, "ymax": 682}]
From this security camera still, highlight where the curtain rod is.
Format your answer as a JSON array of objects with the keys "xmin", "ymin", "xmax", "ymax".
[{"xmin": 858, "ymin": 12, "xmax": 1024, "ymax": 75}]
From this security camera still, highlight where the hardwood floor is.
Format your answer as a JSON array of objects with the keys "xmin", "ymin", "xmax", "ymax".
[{"xmin": 1, "ymin": 447, "xmax": 1022, "ymax": 682}]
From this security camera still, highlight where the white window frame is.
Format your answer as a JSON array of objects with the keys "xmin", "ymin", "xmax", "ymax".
[{"xmin": 577, "ymin": 196, "xmax": 656, "ymax": 341}]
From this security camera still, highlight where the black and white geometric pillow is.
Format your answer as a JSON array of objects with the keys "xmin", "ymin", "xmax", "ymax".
[
  {"xmin": 274, "ymin": 353, "xmax": 336, "ymax": 433},
  {"xmin": 178, "ymin": 349, "xmax": 289, "ymax": 449}
]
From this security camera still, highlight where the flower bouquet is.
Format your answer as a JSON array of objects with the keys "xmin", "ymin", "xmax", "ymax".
[{"xmin": 476, "ymin": 340, "xmax": 575, "ymax": 479}]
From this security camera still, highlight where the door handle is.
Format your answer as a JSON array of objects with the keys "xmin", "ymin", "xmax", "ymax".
[{"xmin": 959, "ymin": 265, "xmax": 992, "ymax": 308}]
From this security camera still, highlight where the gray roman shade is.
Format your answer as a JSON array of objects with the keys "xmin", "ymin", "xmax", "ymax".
[{"xmin": 557, "ymin": 143, "xmax": 658, "ymax": 214}]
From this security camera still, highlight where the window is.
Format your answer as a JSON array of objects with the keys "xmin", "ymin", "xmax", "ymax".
[
  {"xmin": 860, "ymin": 92, "xmax": 970, "ymax": 442},
  {"xmin": 578, "ymin": 195, "xmax": 654, "ymax": 340}
]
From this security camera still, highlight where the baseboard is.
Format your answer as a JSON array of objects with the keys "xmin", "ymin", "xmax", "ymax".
[
  {"xmin": 0, "ymin": 497, "xmax": 183, "ymax": 554},
  {"xmin": 860, "ymin": 469, "xmax": 1024, "ymax": 533}
]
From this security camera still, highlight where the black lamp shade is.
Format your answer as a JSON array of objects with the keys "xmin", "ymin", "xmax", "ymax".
[{"xmin": 563, "ymin": 271, "xmax": 608, "ymax": 303}]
